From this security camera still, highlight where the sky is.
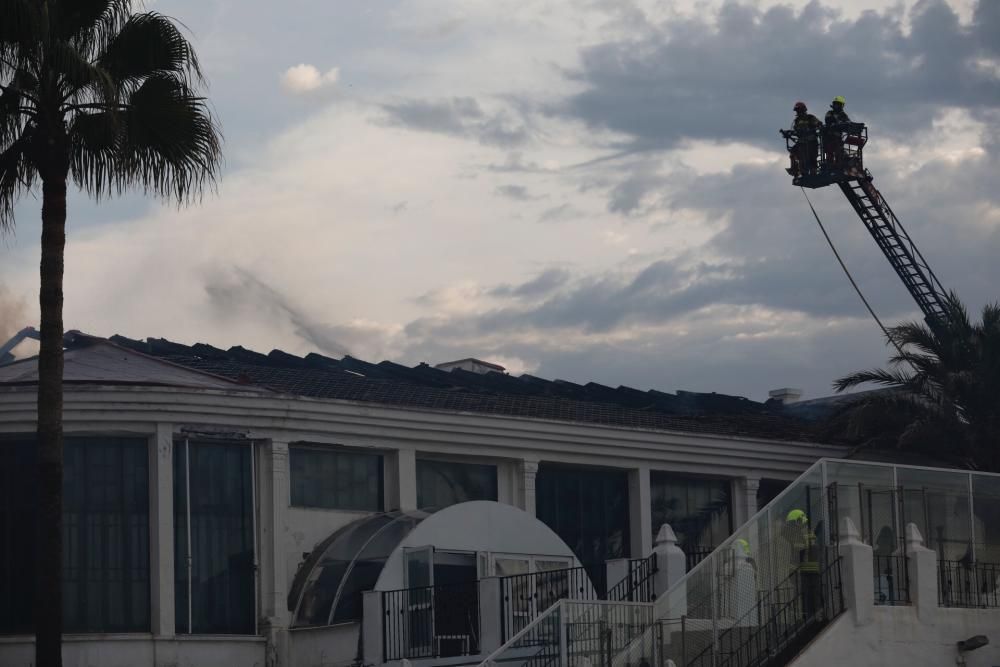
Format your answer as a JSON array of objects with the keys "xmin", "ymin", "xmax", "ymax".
[{"xmin": 1, "ymin": 0, "xmax": 998, "ymax": 402}]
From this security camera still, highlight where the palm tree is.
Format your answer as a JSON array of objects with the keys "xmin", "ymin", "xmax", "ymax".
[
  {"xmin": 1, "ymin": 2, "xmax": 220, "ymax": 664},
  {"xmin": 832, "ymin": 293, "xmax": 1000, "ymax": 472}
]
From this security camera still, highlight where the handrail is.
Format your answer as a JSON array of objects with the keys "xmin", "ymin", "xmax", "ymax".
[
  {"xmin": 478, "ymin": 598, "xmax": 566, "ymax": 665},
  {"xmin": 607, "ymin": 553, "xmax": 658, "ymax": 602}
]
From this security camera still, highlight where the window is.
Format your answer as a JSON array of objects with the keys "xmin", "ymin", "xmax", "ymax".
[
  {"xmin": 174, "ymin": 440, "xmax": 255, "ymax": 634},
  {"xmin": 290, "ymin": 446, "xmax": 383, "ymax": 511},
  {"xmin": 0, "ymin": 436, "xmax": 150, "ymax": 635},
  {"xmin": 650, "ymin": 472, "xmax": 732, "ymax": 551},
  {"xmin": 416, "ymin": 459, "xmax": 497, "ymax": 509},
  {"xmin": 535, "ymin": 465, "xmax": 630, "ymax": 583}
]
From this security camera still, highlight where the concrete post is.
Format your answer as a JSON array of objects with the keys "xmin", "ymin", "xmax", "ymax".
[
  {"xmin": 606, "ymin": 558, "xmax": 630, "ymax": 593},
  {"xmin": 478, "ymin": 577, "xmax": 503, "ymax": 655},
  {"xmin": 521, "ymin": 459, "xmax": 539, "ymax": 516},
  {"xmin": 904, "ymin": 522, "xmax": 937, "ymax": 623},
  {"xmin": 150, "ymin": 424, "xmax": 175, "ymax": 639},
  {"xmin": 363, "ymin": 589, "xmax": 385, "ymax": 666},
  {"xmin": 838, "ymin": 517, "xmax": 874, "ymax": 626},
  {"xmin": 653, "ymin": 523, "xmax": 686, "ymax": 610},
  {"xmin": 629, "ymin": 466, "xmax": 653, "ymax": 558}
]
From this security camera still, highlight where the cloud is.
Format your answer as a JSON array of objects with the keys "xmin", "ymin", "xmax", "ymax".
[
  {"xmin": 560, "ymin": 0, "xmax": 1000, "ymax": 151},
  {"xmin": 495, "ymin": 184, "xmax": 543, "ymax": 201},
  {"xmin": 489, "ymin": 268, "xmax": 571, "ymax": 299},
  {"xmin": 380, "ymin": 97, "xmax": 530, "ymax": 147},
  {"xmin": 281, "ymin": 64, "xmax": 340, "ymax": 94}
]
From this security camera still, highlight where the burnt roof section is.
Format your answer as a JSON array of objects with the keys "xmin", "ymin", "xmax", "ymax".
[{"xmin": 105, "ymin": 334, "xmax": 822, "ymax": 442}]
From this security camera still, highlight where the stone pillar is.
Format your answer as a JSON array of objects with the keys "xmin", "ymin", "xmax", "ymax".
[
  {"xmin": 478, "ymin": 577, "xmax": 503, "ymax": 655},
  {"xmin": 260, "ymin": 440, "xmax": 291, "ymax": 667},
  {"xmin": 150, "ymin": 424, "xmax": 175, "ymax": 638},
  {"xmin": 653, "ymin": 523, "xmax": 686, "ymax": 598},
  {"xmin": 905, "ymin": 522, "xmax": 937, "ymax": 623},
  {"xmin": 521, "ymin": 459, "xmax": 540, "ymax": 516},
  {"xmin": 362, "ymin": 590, "xmax": 385, "ymax": 666},
  {"xmin": 629, "ymin": 466, "xmax": 653, "ymax": 558},
  {"xmin": 838, "ymin": 517, "xmax": 874, "ymax": 626}
]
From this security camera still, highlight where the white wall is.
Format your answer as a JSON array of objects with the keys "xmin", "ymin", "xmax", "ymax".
[
  {"xmin": 289, "ymin": 624, "xmax": 360, "ymax": 667},
  {"xmin": 792, "ymin": 604, "xmax": 1000, "ymax": 667}
]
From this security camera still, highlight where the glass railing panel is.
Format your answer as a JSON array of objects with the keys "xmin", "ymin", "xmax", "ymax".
[
  {"xmin": 973, "ymin": 474, "xmax": 1000, "ymax": 564},
  {"xmin": 897, "ymin": 468, "xmax": 972, "ymax": 561}
]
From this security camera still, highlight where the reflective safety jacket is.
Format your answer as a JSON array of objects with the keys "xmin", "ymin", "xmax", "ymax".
[
  {"xmin": 792, "ymin": 113, "xmax": 822, "ymax": 139},
  {"xmin": 825, "ymin": 108, "xmax": 851, "ymax": 128}
]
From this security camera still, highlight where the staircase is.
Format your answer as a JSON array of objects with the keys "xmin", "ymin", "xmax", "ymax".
[{"xmin": 481, "ymin": 460, "xmax": 848, "ymax": 667}]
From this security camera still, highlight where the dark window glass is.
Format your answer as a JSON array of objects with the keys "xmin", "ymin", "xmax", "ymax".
[
  {"xmin": 174, "ymin": 441, "xmax": 255, "ymax": 634},
  {"xmin": 0, "ymin": 437, "xmax": 150, "ymax": 634},
  {"xmin": 757, "ymin": 478, "xmax": 789, "ymax": 510},
  {"xmin": 0, "ymin": 439, "xmax": 36, "ymax": 634},
  {"xmin": 416, "ymin": 459, "xmax": 497, "ymax": 509},
  {"xmin": 650, "ymin": 472, "xmax": 732, "ymax": 551},
  {"xmin": 535, "ymin": 465, "xmax": 629, "ymax": 583},
  {"xmin": 290, "ymin": 446, "xmax": 383, "ymax": 511}
]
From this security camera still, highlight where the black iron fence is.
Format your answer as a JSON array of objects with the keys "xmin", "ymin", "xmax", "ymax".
[
  {"xmin": 939, "ymin": 560, "xmax": 1000, "ymax": 609},
  {"xmin": 685, "ymin": 545, "xmax": 715, "ymax": 572},
  {"xmin": 381, "ymin": 579, "xmax": 479, "ymax": 661},
  {"xmin": 607, "ymin": 554, "xmax": 659, "ymax": 603},
  {"xmin": 873, "ymin": 554, "xmax": 910, "ymax": 605},
  {"xmin": 499, "ymin": 565, "xmax": 599, "ymax": 641}
]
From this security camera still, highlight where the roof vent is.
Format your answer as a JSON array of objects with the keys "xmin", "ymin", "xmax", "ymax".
[
  {"xmin": 434, "ymin": 358, "xmax": 506, "ymax": 375},
  {"xmin": 768, "ymin": 387, "xmax": 803, "ymax": 404}
]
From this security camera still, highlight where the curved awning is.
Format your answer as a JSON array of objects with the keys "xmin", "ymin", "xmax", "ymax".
[{"xmin": 289, "ymin": 509, "xmax": 432, "ymax": 627}]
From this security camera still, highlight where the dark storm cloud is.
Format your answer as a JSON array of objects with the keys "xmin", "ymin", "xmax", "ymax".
[
  {"xmin": 405, "ymin": 135, "xmax": 1000, "ymax": 342},
  {"xmin": 489, "ymin": 268, "xmax": 571, "ymax": 299},
  {"xmin": 380, "ymin": 97, "xmax": 530, "ymax": 147},
  {"xmin": 561, "ymin": 0, "xmax": 1000, "ymax": 150},
  {"xmin": 495, "ymin": 184, "xmax": 543, "ymax": 201}
]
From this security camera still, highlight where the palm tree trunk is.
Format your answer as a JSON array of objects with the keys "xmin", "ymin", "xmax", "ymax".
[{"xmin": 36, "ymin": 175, "xmax": 66, "ymax": 667}]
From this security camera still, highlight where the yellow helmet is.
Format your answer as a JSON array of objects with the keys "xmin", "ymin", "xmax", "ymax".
[
  {"xmin": 786, "ymin": 509, "xmax": 808, "ymax": 524},
  {"xmin": 832, "ymin": 95, "xmax": 846, "ymax": 105},
  {"xmin": 736, "ymin": 538, "xmax": 751, "ymax": 556}
]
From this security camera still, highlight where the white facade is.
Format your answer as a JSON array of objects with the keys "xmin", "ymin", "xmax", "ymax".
[{"xmin": 0, "ymin": 346, "xmax": 847, "ymax": 667}]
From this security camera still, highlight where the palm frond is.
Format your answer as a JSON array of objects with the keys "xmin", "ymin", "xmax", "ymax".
[
  {"xmin": 68, "ymin": 111, "xmax": 119, "ymax": 199},
  {"xmin": 109, "ymin": 73, "xmax": 220, "ymax": 202},
  {"xmin": 886, "ymin": 321, "xmax": 940, "ymax": 357},
  {"xmin": 833, "ymin": 367, "xmax": 914, "ymax": 393},
  {"xmin": 0, "ymin": 129, "xmax": 35, "ymax": 231},
  {"xmin": 0, "ymin": 0, "xmax": 44, "ymax": 59},
  {"xmin": 48, "ymin": 40, "xmax": 116, "ymax": 105},
  {"xmin": 97, "ymin": 12, "xmax": 202, "ymax": 85},
  {"xmin": 54, "ymin": 0, "xmax": 132, "ymax": 47}
]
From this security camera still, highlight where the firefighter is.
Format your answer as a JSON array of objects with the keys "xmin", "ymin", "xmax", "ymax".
[
  {"xmin": 786, "ymin": 102, "xmax": 822, "ymax": 177},
  {"xmin": 783, "ymin": 509, "xmax": 820, "ymax": 619},
  {"xmin": 824, "ymin": 96, "xmax": 851, "ymax": 168}
]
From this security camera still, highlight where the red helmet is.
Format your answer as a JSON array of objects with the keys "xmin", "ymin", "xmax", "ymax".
[{"xmin": 794, "ymin": 101, "xmax": 807, "ymax": 111}]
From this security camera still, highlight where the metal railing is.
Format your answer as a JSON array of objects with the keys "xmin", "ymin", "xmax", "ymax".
[
  {"xmin": 499, "ymin": 565, "xmax": 599, "ymax": 641},
  {"xmin": 381, "ymin": 579, "xmax": 480, "ymax": 661},
  {"xmin": 873, "ymin": 554, "xmax": 910, "ymax": 606},
  {"xmin": 607, "ymin": 553, "xmax": 659, "ymax": 603},
  {"xmin": 939, "ymin": 560, "xmax": 1000, "ymax": 609}
]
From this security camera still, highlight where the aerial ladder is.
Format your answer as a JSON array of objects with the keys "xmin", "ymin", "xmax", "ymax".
[{"xmin": 781, "ymin": 122, "xmax": 950, "ymax": 333}]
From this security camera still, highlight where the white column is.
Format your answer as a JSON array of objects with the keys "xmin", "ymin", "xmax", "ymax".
[
  {"xmin": 260, "ymin": 441, "xmax": 290, "ymax": 667},
  {"xmin": 521, "ymin": 459, "xmax": 539, "ymax": 516},
  {"xmin": 743, "ymin": 477, "xmax": 760, "ymax": 524},
  {"xmin": 362, "ymin": 590, "xmax": 385, "ymax": 665},
  {"xmin": 629, "ymin": 466, "xmax": 653, "ymax": 558},
  {"xmin": 150, "ymin": 424, "xmax": 174, "ymax": 637},
  {"xmin": 653, "ymin": 524, "xmax": 686, "ymax": 609},
  {"xmin": 389, "ymin": 448, "xmax": 418, "ymax": 511},
  {"xmin": 478, "ymin": 577, "xmax": 503, "ymax": 655}
]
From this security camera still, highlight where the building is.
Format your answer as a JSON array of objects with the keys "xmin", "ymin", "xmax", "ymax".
[{"xmin": 0, "ymin": 330, "xmax": 854, "ymax": 666}]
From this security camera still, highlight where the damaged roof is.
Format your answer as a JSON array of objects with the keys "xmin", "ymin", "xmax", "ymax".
[{"xmin": 89, "ymin": 333, "xmax": 823, "ymax": 442}]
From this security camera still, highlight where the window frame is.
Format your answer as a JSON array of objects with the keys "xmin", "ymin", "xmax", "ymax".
[
  {"xmin": 415, "ymin": 456, "xmax": 499, "ymax": 510},
  {"xmin": 649, "ymin": 470, "xmax": 734, "ymax": 549}
]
